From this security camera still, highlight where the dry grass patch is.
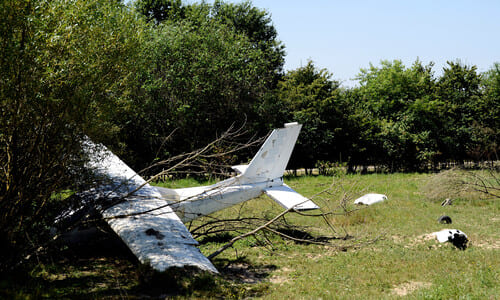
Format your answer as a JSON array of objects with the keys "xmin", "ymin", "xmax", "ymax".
[
  {"xmin": 269, "ymin": 267, "xmax": 294, "ymax": 285},
  {"xmin": 392, "ymin": 281, "xmax": 432, "ymax": 296},
  {"xmin": 424, "ymin": 168, "xmax": 500, "ymax": 203},
  {"xmin": 472, "ymin": 239, "xmax": 500, "ymax": 250}
]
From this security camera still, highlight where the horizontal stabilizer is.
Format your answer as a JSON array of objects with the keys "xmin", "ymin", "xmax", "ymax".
[
  {"xmin": 264, "ymin": 184, "xmax": 319, "ymax": 211},
  {"xmin": 231, "ymin": 164, "xmax": 248, "ymax": 175}
]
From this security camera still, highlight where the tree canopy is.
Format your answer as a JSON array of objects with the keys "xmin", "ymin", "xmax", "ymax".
[{"xmin": 277, "ymin": 61, "xmax": 342, "ymax": 169}]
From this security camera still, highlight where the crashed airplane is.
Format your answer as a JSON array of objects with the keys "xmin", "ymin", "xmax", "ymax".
[{"xmin": 68, "ymin": 122, "xmax": 318, "ymax": 273}]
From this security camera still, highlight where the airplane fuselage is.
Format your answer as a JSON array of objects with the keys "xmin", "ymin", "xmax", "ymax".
[{"xmin": 160, "ymin": 176, "xmax": 284, "ymax": 222}]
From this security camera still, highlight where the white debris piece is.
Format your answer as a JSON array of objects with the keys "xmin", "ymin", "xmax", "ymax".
[
  {"xmin": 264, "ymin": 184, "xmax": 319, "ymax": 210},
  {"xmin": 354, "ymin": 193, "xmax": 387, "ymax": 205}
]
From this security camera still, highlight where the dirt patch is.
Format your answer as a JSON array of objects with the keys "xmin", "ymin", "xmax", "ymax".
[
  {"xmin": 398, "ymin": 233, "xmax": 437, "ymax": 248},
  {"xmin": 392, "ymin": 281, "xmax": 431, "ymax": 296},
  {"xmin": 472, "ymin": 239, "xmax": 500, "ymax": 250},
  {"xmin": 269, "ymin": 275, "xmax": 289, "ymax": 284},
  {"xmin": 416, "ymin": 233, "xmax": 437, "ymax": 243},
  {"xmin": 305, "ymin": 253, "xmax": 324, "ymax": 260},
  {"xmin": 391, "ymin": 235, "xmax": 405, "ymax": 244},
  {"xmin": 269, "ymin": 267, "xmax": 293, "ymax": 285},
  {"xmin": 221, "ymin": 263, "xmax": 276, "ymax": 284},
  {"xmin": 392, "ymin": 233, "xmax": 435, "ymax": 246}
]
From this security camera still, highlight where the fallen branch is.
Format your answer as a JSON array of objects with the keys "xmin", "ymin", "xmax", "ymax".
[{"xmin": 207, "ymin": 206, "xmax": 294, "ymax": 260}]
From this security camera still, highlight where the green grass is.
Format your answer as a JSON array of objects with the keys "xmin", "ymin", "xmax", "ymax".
[
  {"xmin": 193, "ymin": 172, "xmax": 499, "ymax": 299},
  {"xmin": 2, "ymin": 172, "xmax": 498, "ymax": 299}
]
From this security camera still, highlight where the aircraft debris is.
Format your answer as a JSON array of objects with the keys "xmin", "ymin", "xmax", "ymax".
[
  {"xmin": 354, "ymin": 193, "xmax": 387, "ymax": 205},
  {"xmin": 61, "ymin": 123, "xmax": 317, "ymax": 273},
  {"xmin": 441, "ymin": 198, "xmax": 453, "ymax": 206}
]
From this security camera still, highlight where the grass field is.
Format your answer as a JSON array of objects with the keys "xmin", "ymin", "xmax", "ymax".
[{"xmin": 2, "ymin": 171, "xmax": 499, "ymax": 299}]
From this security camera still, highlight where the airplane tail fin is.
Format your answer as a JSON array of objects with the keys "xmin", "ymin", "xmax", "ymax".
[
  {"xmin": 231, "ymin": 122, "xmax": 319, "ymax": 211},
  {"xmin": 239, "ymin": 122, "xmax": 301, "ymax": 181}
]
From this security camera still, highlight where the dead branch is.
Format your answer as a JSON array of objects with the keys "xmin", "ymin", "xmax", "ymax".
[
  {"xmin": 93, "ymin": 123, "xmax": 262, "ymax": 215},
  {"xmin": 263, "ymin": 226, "xmax": 335, "ymax": 246},
  {"xmin": 190, "ymin": 217, "xmax": 266, "ymax": 237},
  {"xmin": 205, "ymin": 182, "xmax": 367, "ymax": 259},
  {"xmin": 126, "ymin": 123, "xmax": 254, "ymax": 197},
  {"xmin": 207, "ymin": 206, "xmax": 295, "ymax": 260},
  {"xmin": 464, "ymin": 169, "xmax": 500, "ymax": 199}
]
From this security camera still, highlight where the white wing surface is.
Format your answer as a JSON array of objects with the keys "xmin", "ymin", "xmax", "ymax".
[
  {"xmin": 86, "ymin": 141, "xmax": 217, "ymax": 273},
  {"xmin": 353, "ymin": 193, "xmax": 387, "ymax": 205}
]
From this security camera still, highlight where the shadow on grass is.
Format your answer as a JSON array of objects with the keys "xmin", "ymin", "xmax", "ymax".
[
  {"xmin": 0, "ymin": 229, "xmax": 273, "ymax": 299},
  {"xmin": 215, "ymin": 256, "xmax": 277, "ymax": 284},
  {"xmin": 198, "ymin": 231, "xmax": 235, "ymax": 244},
  {"xmin": 128, "ymin": 256, "xmax": 273, "ymax": 298},
  {"xmin": 275, "ymin": 227, "xmax": 350, "ymax": 244}
]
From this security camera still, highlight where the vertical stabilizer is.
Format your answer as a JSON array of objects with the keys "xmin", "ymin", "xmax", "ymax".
[{"xmin": 241, "ymin": 122, "xmax": 301, "ymax": 181}]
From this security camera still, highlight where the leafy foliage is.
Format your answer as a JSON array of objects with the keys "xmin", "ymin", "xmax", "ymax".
[
  {"xmin": 135, "ymin": 0, "xmax": 185, "ymax": 23},
  {"xmin": 0, "ymin": 0, "xmax": 146, "ymax": 270},
  {"xmin": 277, "ymin": 61, "xmax": 343, "ymax": 169},
  {"xmin": 353, "ymin": 60, "xmax": 440, "ymax": 170},
  {"xmin": 476, "ymin": 63, "xmax": 500, "ymax": 160},
  {"xmin": 436, "ymin": 61, "xmax": 484, "ymax": 161},
  {"xmin": 120, "ymin": 19, "xmax": 273, "ymax": 170},
  {"xmin": 135, "ymin": 0, "xmax": 285, "ymax": 80}
]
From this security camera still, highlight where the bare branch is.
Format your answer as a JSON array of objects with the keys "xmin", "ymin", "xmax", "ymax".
[
  {"xmin": 207, "ymin": 206, "xmax": 295, "ymax": 260},
  {"xmin": 125, "ymin": 122, "xmax": 262, "ymax": 197}
]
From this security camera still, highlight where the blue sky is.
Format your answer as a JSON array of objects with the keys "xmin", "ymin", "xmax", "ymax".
[{"xmin": 234, "ymin": 0, "xmax": 500, "ymax": 87}]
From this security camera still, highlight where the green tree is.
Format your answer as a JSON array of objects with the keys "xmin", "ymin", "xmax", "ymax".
[
  {"xmin": 338, "ymin": 88, "xmax": 384, "ymax": 172},
  {"xmin": 436, "ymin": 61, "xmax": 483, "ymax": 162},
  {"xmin": 474, "ymin": 63, "xmax": 500, "ymax": 160},
  {"xmin": 209, "ymin": 0, "xmax": 285, "ymax": 80},
  {"xmin": 0, "ymin": 0, "xmax": 146, "ymax": 269},
  {"xmin": 121, "ymin": 0, "xmax": 286, "ymax": 170},
  {"xmin": 277, "ymin": 61, "xmax": 342, "ymax": 170},
  {"xmin": 121, "ymin": 20, "xmax": 272, "ymax": 170},
  {"xmin": 134, "ymin": 0, "xmax": 285, "ymax": 82},
  {"xmin": 135, "ymin": 0, "xmax": 185, "ymax": 23},
  {"xmin": 355, "ymin": 60, "xmax": 440, "ymax": 170}
]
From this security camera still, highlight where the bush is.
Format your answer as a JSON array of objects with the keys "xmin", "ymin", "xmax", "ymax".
[
  {"xmin": 315, "ymin": 161, "xmax": 347, "ymax": 177},
  {"xmin": 0, "ymin": 0, "xmax": 145, "ymax": 271}
]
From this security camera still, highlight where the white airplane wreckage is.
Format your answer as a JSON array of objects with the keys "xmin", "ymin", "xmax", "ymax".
[{"xmin": 59, "ymin": 123, "xmax": 318, "ymax": 273}]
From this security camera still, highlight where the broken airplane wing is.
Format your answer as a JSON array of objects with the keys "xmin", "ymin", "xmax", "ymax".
[{"xmin": 86, "ymin": 142, "xmax": 218, "ymax": 273}]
